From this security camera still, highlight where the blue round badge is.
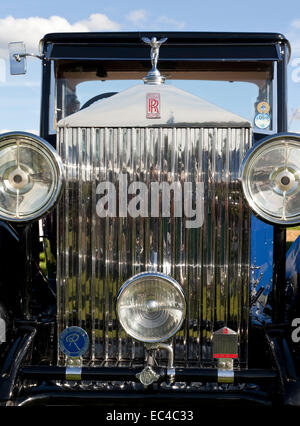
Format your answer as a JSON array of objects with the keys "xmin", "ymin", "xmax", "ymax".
[
  {"xmin": 59, "ymin": 326, "xmax": 89, "ymax": 358},
  {"xmin": 254, "ymin": 113, "xmax": 271, "ymax": 129}
]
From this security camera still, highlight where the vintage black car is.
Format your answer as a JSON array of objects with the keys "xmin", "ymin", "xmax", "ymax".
[{"xmin": 0, "ymin": 31, "xmax": 299, "ymax": 407}]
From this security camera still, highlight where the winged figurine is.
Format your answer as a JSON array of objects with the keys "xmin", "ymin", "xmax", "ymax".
[{"xmin": 142, "ymin": 37, "xmax": 168, "ymax": 71}]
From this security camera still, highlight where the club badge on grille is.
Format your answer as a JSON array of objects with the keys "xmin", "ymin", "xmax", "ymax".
[
  {"xmin": 146, "ymin": 93, "xmax": 161, "ymax": 118},
  {"xmin": 59, "ymin": 326, "xmax": 89, "ymax": 358},
  {"xmin": 212, "ymin": 327, "xmax": 238, "ymax": 359}
]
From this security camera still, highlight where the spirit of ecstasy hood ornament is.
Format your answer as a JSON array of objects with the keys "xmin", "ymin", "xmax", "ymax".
[{"xmin": 142, "ymin": 36, "xmax": 167, "ymax": 85}]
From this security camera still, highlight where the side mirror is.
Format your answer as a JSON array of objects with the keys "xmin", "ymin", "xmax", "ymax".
[{"xmin": 8, "ymin": 42, "xmax": 27, "ymax": 75}]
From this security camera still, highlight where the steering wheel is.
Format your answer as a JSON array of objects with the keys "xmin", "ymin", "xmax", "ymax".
[{"xmin": 80, "ymin": 92, "xmax": 117, "ymax": 110}]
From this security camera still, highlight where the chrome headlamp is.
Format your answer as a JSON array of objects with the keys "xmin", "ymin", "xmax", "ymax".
[
  {"xmin": 0, "ymin": 132, "xmax": 64, "ymax": 222},
  {"xmin": 240, "ymin": 133, "xmax": 300, "ymax": 226},
  {"xmin": 117, "ymin": 272, "xmax": 186, "ymax": 343}
]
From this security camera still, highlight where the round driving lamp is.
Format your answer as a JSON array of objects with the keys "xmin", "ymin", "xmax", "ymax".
[
  {"xmin": 0, "ymin": 132, "xmax": 64, "ymax": 222},
  {"xmin": 116, "ymin": 272, "xmax": 186, "ymax": 343},
  {"xmin": 240, "ymin": 133, "xmax": 300, "ymax": 226}
]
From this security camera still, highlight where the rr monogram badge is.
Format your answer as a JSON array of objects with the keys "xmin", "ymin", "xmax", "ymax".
[{"xmin": 146, "ymin": 93, "xmax": 161, "ymax": 118}]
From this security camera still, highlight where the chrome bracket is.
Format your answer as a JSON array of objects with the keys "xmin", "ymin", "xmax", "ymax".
[
  {"xmin": 217, "ymin": 358, "xmax": 234, "ymax": 384},
  {"xmin": 137, "ymin": 343, "xmax": 175, "ymax": 386},
  {"xmin": 66, "ymin": 366, "xmax": 82, "ymax": 381},
  {"xmin": 167, "ymin": 367, "xmax": 175, "ymax": 384},
  {"xmin": 65, "ymin": 357, "xmax": 82, "ymax": 381}
]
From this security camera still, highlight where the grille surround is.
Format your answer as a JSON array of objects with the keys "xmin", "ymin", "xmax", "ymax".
[{"xmin": 57, "ymin": 126, "xmax": 251, "ymax": 368}]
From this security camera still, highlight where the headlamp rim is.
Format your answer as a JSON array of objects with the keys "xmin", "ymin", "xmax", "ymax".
[
  {"xmin": 0, "ymin": 131, "xmax": 64, "ymax": 223},
  {"xmin": 116, "ymin": 271, "xmax": 186, "ymax": 343},
  {"xmin": 240, "ymin": 132, "xmax": 300, "ymax": 227}
]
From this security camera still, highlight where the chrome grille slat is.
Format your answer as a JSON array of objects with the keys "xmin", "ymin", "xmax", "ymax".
[{"xmin": 57, "ymin": 126, "xmax": 251, "ymax": 367}]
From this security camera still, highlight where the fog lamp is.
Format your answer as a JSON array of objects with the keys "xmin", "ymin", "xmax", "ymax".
[
  {"xmin": 0, "ymin": 132, "xmax": 64, "ymax": 222},
  {"xmin": 117, "ymin": 272, "xmax": 186, "ymax": 343},
  {"xmin": 240, "ymin": 133, "xmax": 300, "ymax": 226}
]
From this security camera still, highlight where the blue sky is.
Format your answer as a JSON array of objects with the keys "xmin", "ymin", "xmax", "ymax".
[{"xmin": 0, "ymin": 0, "xmax": 300, "ymax": 133}]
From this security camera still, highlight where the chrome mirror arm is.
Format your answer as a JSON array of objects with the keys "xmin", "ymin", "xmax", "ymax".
[{"xmin": 13, "ymin": 53, "xmax": 44, "ymax": 62}]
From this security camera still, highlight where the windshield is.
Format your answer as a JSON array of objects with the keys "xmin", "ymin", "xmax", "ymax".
[{"xmin": 53, "ymin": 60, "xmax": 276, "ymax": 133}]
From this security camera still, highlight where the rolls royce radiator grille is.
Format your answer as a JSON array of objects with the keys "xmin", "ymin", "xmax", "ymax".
[{"xmin": 57, "ymin": 126, "xmax": 251, "ymax": 368}]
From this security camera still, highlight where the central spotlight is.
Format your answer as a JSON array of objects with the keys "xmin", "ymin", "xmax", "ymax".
[{"xmin": 116, "ymin": 272, "xmax": 186, "ymax": 343}]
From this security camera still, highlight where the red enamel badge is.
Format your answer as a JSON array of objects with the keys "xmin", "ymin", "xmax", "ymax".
[{"xmin": 146, "ymin": 93, "xmax": 161, "ymax": 118}]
